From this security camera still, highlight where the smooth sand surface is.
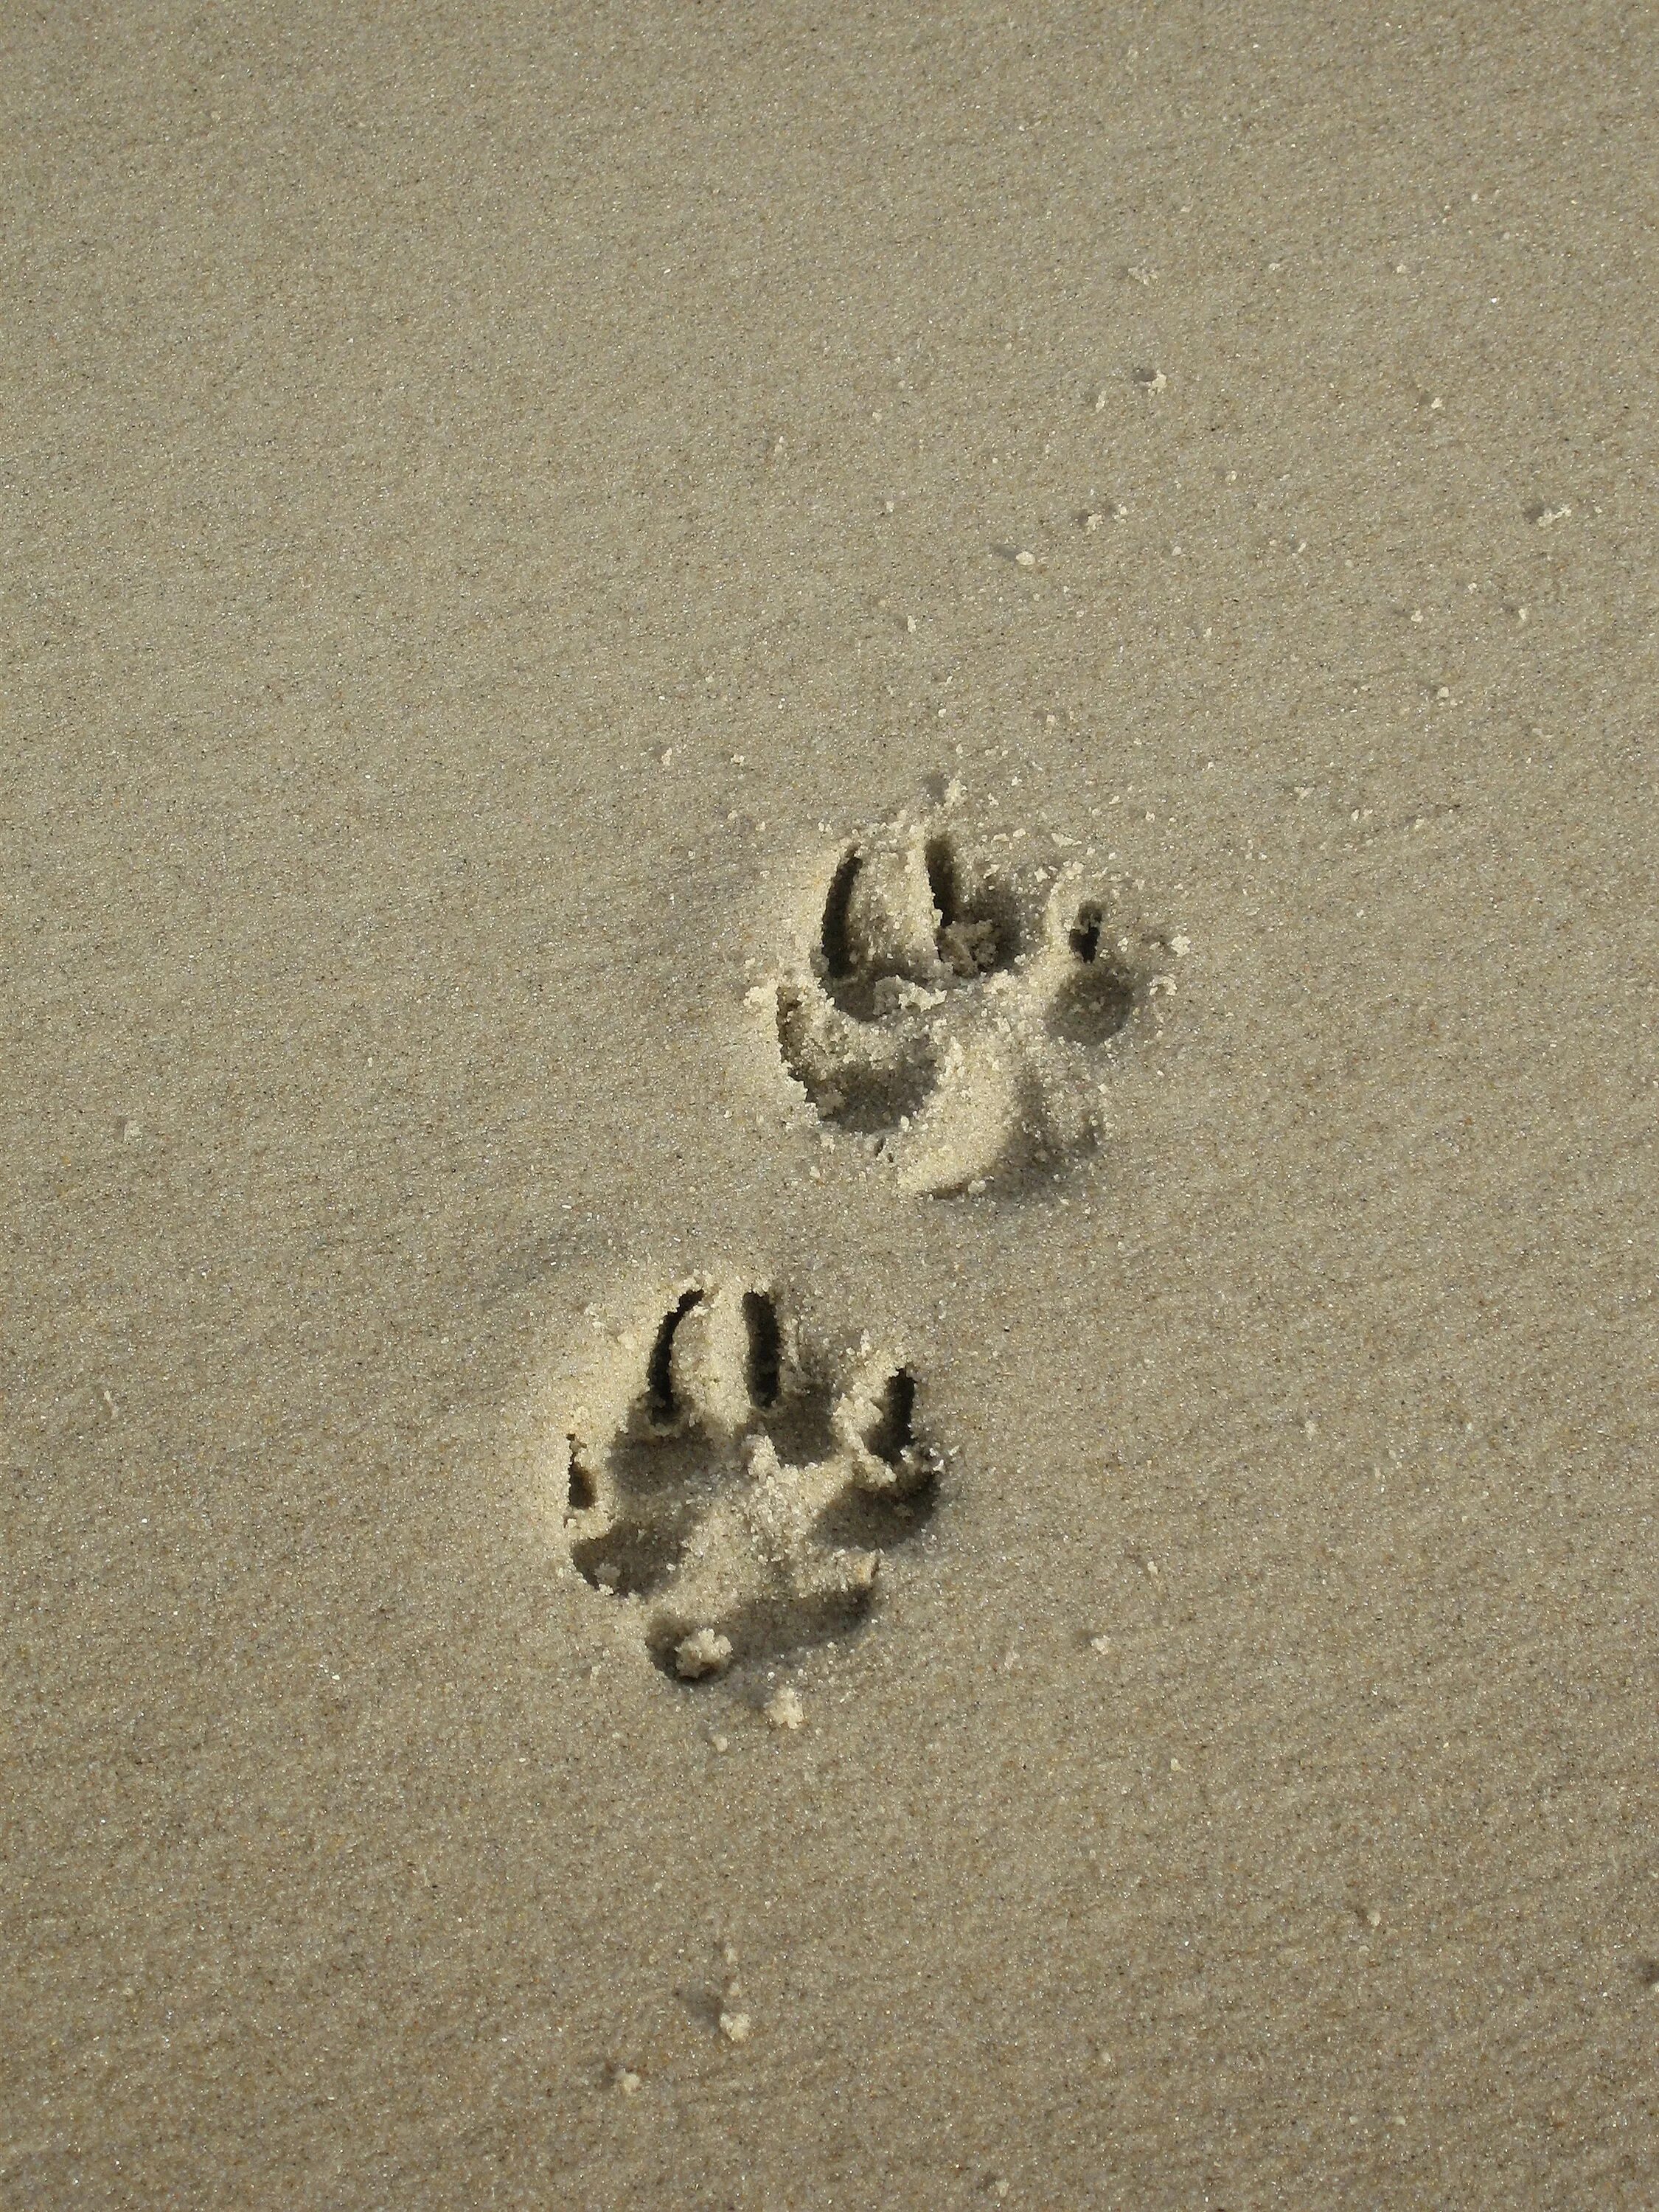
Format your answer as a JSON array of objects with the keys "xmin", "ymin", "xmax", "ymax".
[{"xmin": 4, "ymin": 4, "xmax": 1655, "ymax": 2205}]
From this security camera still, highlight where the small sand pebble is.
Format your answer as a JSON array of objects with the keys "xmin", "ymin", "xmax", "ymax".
[
  {"xmin": 719, "ymin": 2010, "xmax": 753, "ymax": 2044},
  {"xmin": 763, "ymin": 1686, "xmax": 804, "ymax": 1731},
  {"xmin": 615, "ymin": 2068, "xmax": 642, "ymax": 2096},
  {"xmin": 1013, "ymin": 547, "xmax": 1037, "ymax": 567},
  {"xmin": 1088, "ymin": 1634, "xmax": 1113, "ymax": 1655}
]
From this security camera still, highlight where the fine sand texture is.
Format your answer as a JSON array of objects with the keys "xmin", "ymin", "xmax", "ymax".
[{"xmin": 4, "ymin": 4, "xmax": 1655, "ymax": 2205}]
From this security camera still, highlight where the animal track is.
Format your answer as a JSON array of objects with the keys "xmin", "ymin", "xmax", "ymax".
[
  {"xmin": 562, "ymin": 1279, "xmax": 941, "ymax": 1680},
  {"xmin": 773, "ymin": 800, "xmax": 1178, "ymax": 1194}
]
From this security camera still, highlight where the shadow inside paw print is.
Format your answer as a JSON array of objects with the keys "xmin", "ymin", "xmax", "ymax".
[
  {"xmin": 774, "ymin": 807, "xmax": 1175, "ymax": 1194},
  {"xmin": 564, "ymin": 1280, "xmax": 939, "ymax": 1680}
]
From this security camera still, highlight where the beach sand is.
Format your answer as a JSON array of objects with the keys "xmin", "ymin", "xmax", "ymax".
[{"xmin": 4, "ymin": 4, "xmax": 1654, "ymax": 2204}]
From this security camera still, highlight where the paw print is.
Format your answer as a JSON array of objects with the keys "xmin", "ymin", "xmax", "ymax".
[
  {"xmin": 773, "ymin": 802, "xmax": 1178, "ymax": 1193},
  {"xmin": 563, "ymin": 1279, "xmax": 940, "ymax": 1679}
]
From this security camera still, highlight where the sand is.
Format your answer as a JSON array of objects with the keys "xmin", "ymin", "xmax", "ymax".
[{"xmin": 4, "ymin": 3, "xmax": 1655, "ymax": 2205}]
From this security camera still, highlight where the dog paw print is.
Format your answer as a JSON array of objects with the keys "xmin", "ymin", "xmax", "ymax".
[
  {"xmin": 562, "ymin": 1279, "xmax": 940, "ymax": 1680},
  {"xmin": 772, "ymin": 802, "xmax": 1179, "ymax": 1194}
]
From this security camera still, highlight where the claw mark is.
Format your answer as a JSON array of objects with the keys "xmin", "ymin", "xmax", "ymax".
[
  {"xmin": 925, "ymin": 833, "xmax": 959, "ymax": 934},
  {"xmin": 566, "ymin": 1439, "xmax": 598, "ymax": 1514},
  {"xmin": 647, "ymin": 1288, "xmax": 701, "ymax": 1426},
  {"xmin": 862, "ymin": 1367, "xmax": 917, "ymax": 1466},
  {"xmin": 821, "ymin": 847, "xmax": 861, "ymax": 979},
  {"xmin": 742, "ymin": 1290, "xmax": 782, "ymax": 1410}
]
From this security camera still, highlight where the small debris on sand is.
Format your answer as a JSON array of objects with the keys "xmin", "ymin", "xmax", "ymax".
[
  {"xmin": 1134, "ymin": 366, "xmax": 1166, "ymax": 392},
  {"xmin": 675, "ymin": 1628, "xmax": 734, "ymax": 1680},
  {"xmin": 763, "ymin": 1685, "xmax": 804, "ymax": 1731},
  {"xmin": 719, "ymin": 2009, "xmax": 753, "ymax": 2043}
]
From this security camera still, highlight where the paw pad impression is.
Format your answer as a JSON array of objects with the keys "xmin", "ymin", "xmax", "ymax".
[
  {"xmin": 773, "ymin": 800, "xmax": 1178, "ymax": 1194},
  {"xmin": 563, "ymin": 1279, "xmax": 940, "ymax": 1680}
]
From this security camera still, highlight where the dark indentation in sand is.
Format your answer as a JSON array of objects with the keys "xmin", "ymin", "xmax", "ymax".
[
  {"xmin": 570, "ymin": 1517, "xmax": 681, "ymax": 1601},
  {"xmin": 762, "ymin": 1377, "xmax": 839, "ymax": 1469},
  {"xmin": 820, "ymin": 847, "xmax": 861, "ymax": 978},
  {"xmin": 815, "ymin": 1465, "xmax": 939, "ymax": 1557},
  {"xmin": 938, "ymin": 864, "xmax": 1020, "ymax": 978},
  {"xmin": 742, "ymin": 1290, "xmax": 781, "ymax": 1409},
  {"xmin": 566, "ymin": 1440, "xmax": 597, "ymax": 1514},
  {"xmin": 822, "ymin": 1057, "xmax": 939, "ymax": 1134},
  {"xmin": 646, "ymin": 1288, "xmax": 702, "ymax": 1425},
  {"xmin": 863, "ymin": 1367, "xmax": 917, "ymax": 1464},
  {"xmin": 925, "ymin": 833, "xmax": 959, "ymax": 932},
  {"xmin": 776, "ymin": 984, "xmax": 940, "ymax": 1132},
  {"xmin": 1047, "ymin": 964, "xmax": 1136, "ymax": 1047}
]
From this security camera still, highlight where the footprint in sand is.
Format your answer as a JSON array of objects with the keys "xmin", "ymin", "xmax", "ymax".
[
  {"xmin": 563, "ymin": 1278, "xmax": 941, "ymax": 1680},
  {"xmin": 771, "ymin": 798, "xmax": 1180, "ymax": 1194}
]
